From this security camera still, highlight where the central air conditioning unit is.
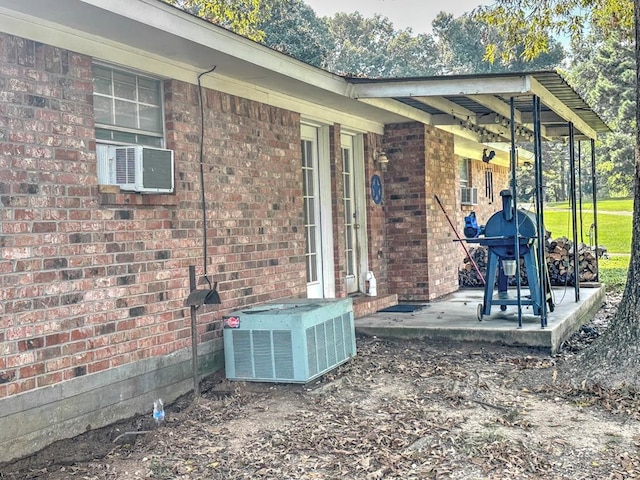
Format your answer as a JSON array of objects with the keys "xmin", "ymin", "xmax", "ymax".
[
  {"xmin": 99, "ymin": 145, "xmax": 174, "ymax": 193},
  {"xmin": 461, "ymin": 186, "xmax": 478, "ymax": 205},
  {"xmin": 223, "ymin": 298, "xmax": 355, "ymax": 383}
]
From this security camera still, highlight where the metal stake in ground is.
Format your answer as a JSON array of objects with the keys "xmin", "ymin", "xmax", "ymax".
[
  {"xmin": 189, "ymin": 265, "xmax": 200, "ymax": 397},
  {"xmin": 434, "ymin": 194, "xmax": 486, "ymax": 285}
]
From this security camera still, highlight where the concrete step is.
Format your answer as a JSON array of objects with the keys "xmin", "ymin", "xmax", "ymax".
[{"xmin": 352, "ymin": 294, "xmax": 397, "ymax": 318}]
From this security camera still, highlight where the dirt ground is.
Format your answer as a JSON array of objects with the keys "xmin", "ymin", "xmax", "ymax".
[{"xmin": 3, "ymin": 293, "xmax": 640, "ymax": 480}]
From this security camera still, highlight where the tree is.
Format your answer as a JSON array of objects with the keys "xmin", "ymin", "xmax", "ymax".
[
  {"xmin": 163, "ymin": 0, "xmax": 267, "ymax": 41},
  {"xmin": 258, "ymin": 0, "xmax": 331, "ymax": 68},
  {"xmin": 567, "ymin": 35, "xmax": 636, "ymax": 197},
  {"xmin": 324, "ymin": 12, "xmax": 442, "ymax": 77},
  {"xmin": 479, "ymin": 0, "xmax": 640, "ymax": 388},
  {"xmin": 432, "ymin": 12, "xmax": 566, "ymax": 74}
]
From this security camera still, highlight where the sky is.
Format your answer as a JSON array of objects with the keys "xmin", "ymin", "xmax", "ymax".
[{"xmin": 303, "ymin": 0, "xmax": 493, "ymax": 34}]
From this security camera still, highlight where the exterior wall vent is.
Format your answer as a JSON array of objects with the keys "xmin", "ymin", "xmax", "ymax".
[{"xmin": 223, "ymin": 298, "xmax": 355, "ymax": 383}]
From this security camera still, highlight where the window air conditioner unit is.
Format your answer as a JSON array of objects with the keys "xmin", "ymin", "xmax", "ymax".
[
  {"xmin": 461, "ymin": 186, "xmax": 478, "ymax": 205},
  {"xmin": 223, "ymin": 298, "xmax": 356, "ymax": 383},
  {"xmin": 103, "ymin": 146, "xmax": 174, "ymax": 193}
]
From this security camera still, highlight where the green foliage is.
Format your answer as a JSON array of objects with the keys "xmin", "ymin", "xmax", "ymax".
[
  {"xmin": 432, "ymin": 12, "xmax": 566, "ymax": 74},
  {"xmin": 163, "ymin": 0, "xmax": 267, "ymax": 41},
  {"xmin": 515, "ymin": 142, "xmax": 571, "ymax": 203},
  {"xmin": 324, "ymin": 12, "xmax": 441, "ymax": 77},
  {"xmin": 567, "ymin": 35, "xmax": 636, "ymax": 198},
  {"xmin": 258, "ymin": 0, "xmax": 330, "ymax": 67},
  {"xmin": 166, "ymin": 0, "xmax": 568, "ymax": 78},
  {"xmin": 476, "ymin": 0, "xmax": 633, "ymax": 64}
]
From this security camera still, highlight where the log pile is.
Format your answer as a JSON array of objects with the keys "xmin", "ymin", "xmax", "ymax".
[{"xmin": 459, "ymin": 236, "xmax": 601, "ymax": 287}]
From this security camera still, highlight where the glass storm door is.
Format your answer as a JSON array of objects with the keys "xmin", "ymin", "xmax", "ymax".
[
  {"xmin": 342, "ymin": 134, "xmax": 359, "ymax": 294},
  {"xmin": 301, "ymin": 125, "xmax": 324, "ymax": 298}
]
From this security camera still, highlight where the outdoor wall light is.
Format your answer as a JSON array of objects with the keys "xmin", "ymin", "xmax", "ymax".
[{"xmin": 374, "ymin": 150, "xmax": 389, "ymax": 171}]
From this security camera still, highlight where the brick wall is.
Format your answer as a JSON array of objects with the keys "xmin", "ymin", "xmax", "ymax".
[
  {"xmin": 423, "ymin": 125, "xmax": 459, "ymax": 299},
  {"xmin": 329, "ymin": 125, "xmax": 347, "ymax": 297},
  {"xmin": 167, "ymin": 80, "xmax": 306, "ymax": 313},
  {"xmin": 365, "ymin": 133, "xmax": 388, "ymax": 295},
  {"xmin": 383, "ymin": 123, "xmax": 502, "ymax": 300},
  {"xmin": 0, "ymin": 33, "xmax": 306, "ymax": 402},
  {"xmin": 458, "ymin": 160, "xmax": 509, "ymax": 225},
  {"xmin": 0, "ymin": 36, "xmax": 97, "ymax": 397},
  {"xmin": 383, "ymin": 122, "xmax": 430, "ymax": 300}
]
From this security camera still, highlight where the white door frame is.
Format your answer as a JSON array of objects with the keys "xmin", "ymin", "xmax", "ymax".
[
  {"xmin": 341, "ymin": 132, "xmax": 369, "ymax": 294},
  {"xmin": 301, "ymin": 122, "xmax": 335, "ymax": 298}
]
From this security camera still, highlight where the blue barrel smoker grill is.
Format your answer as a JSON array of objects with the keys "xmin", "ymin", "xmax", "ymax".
[{"xmin": 468, "ymin": 189, "xmax": 554, "ymax": 322}]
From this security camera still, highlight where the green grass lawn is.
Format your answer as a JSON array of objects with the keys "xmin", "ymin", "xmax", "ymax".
[
  {"xmin": 547, "ymin": 198, "xmax": 633, "ymax": 212},
  {"xmin": 542, "ymin": 198, "xmax": 632, "ymax": 254},
  {"xmin": 598, "ymin": 254, "xmax": 630, "ymax": 293},
  {"xmin": 543, "ymin": 198, "xmax": 632, "ymax": 293}
]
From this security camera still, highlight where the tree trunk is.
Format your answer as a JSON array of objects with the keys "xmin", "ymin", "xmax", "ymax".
[{"xmin": 565, "ymin": 0, "xmax": 640, "ymax": 387}]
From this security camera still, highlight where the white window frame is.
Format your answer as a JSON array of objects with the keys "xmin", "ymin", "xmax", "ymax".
[
  {"xmin": 92, "ymin": 63, "xmax": 165, "ymax": 148},
  {"xmin": 459, "ymin": 158, "xmax": 471, "ymax": 188}
]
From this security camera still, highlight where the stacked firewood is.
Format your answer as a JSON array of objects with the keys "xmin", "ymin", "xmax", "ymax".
[{"xmin": 459, "ymin": 236, "xmax": 602, "ymax": 287}]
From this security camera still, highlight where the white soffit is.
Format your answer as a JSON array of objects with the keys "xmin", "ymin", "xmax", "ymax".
[
  {"xmin": 0, "ymin": 0, "xmax": 409, "ymax": 131},
  {"xmin": 352, "ymin": 76, "xmax": 532, "ymax": 99}
]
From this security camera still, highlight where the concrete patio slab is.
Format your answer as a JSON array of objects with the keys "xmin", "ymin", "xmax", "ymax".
[{"xmin": 355, "ymin": 286, "xmax": 606, "ymax": 354}]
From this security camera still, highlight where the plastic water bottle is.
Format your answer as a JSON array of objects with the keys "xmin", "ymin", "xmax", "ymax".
[
  {"xmin": 153, "ymin": 399, "xmax": 165, "ymax": 425},
  {"xmin": 366, "ymin": 271, "xmax": 377, "ymax": 297}
]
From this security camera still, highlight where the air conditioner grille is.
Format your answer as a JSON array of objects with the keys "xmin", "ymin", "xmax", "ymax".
[
  {"xmin": 326, "ymin": 319, "xmax": 337, "ymax": 367},
  {"xmin": 335, "ymin": 316, "xmax": 346, "ymax": 360},
  {"xmin": 315, "ymin": 322, "xmax": 328, "ymax": 373},
  {"xmin": 223, "ymin": 299, "xmax": 355, "ymax": 383},
  {"xmin": 115, "ymin": 147, "xmax": 136, "ymax": 184},
  {"xmin": 306, "ymin": 327, "xmax": 318, "ymax": 377},
  {"xmin": 232, "ymin": 330, "xmax": 252, "ymax": 378},
  {"xmin": 273, "ymin": 331, "xmax": 294, "ymax": 379},
  {"xmin": 142, "ymin": 147, "xmax": 173, "ymax": 190},
  {"xmin": 342, "ymin": 313, "xmax": 351, "ymax": 357},
  {"xmin": 461, "ymin": 186, "xmax": 478, "ymax": 205},
  {"xmin": 253, "ymin": 330, "xmax": 274, "ymax": 379}
]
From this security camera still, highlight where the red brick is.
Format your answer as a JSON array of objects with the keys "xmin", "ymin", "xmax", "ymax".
[
  {"xmin": 19, "ymin": 362, "xmax": 45, "ymax": 378},
  {"xmin": 36, "ymin": 372, "xmax": 62, "ymax": 388},
  {"xmin": 8, "ymin": 378, "xmax": 36, "ymax": 395},
  {"xmin": 7, "ymin": 352, "xmax": 36, "ymax": 368},
  {"xmin": 87, "ymin": 360, "xmax": 109, "ymax": 374},
  {"xmin": 70, "ymin": 327, "xmax": 93, "ymax": 341},
  {"xmin": 17, "ymin": 337, "xmax": 43, "ymax": 351},
  {"xmin": 45, "ymin": 356, "xmax": 70, "ymax": 372},
  {"xmin": 61, "ymin": 341, "xmax": 86, "ymax": 355}
]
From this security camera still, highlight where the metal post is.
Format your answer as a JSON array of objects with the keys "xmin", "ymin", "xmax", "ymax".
[
  {"xmin": 533, "ymin": 96, "xmax": 547, "ymax": 328},
  {"xmin": 578, "ymin": 141, "xmax": 584, "ymax": 242},
  {"xmin": 591, "ymin": 139, "xmax": 600, "ymax": 281},
  {"xmin": 510, "ymin": 97, "xmax": 523, "ymax": 328},
  {"xmin": 568, "ymin": 124, "xmax": 580, "ymax": 301},
  {"xmin": 189, "ymin": 265, "xmax": 200, "ymax": 397}
]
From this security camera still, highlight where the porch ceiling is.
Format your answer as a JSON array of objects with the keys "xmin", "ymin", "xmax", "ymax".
[{"xmin": 349, "ymin": 71, "xmax": 610, "ymax": 143}]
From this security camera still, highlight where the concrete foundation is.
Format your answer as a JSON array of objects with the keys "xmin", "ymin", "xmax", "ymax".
[
  {"xmin": 0, "ymin": 338, "xmax": 224, "ymax": 464},
  {"xmin": 355, "ymin": 286, "xmax": 606, "ymax": 354}
]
